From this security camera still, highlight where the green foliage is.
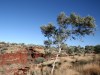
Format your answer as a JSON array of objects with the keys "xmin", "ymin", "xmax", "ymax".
[
  {"xmin": 85, "ymin": 45, "xmax": 94, "ymax": 53},
  {"xmin": 44, "ymin": 40, "xmax": 52, "ymax": 48},
  {"xmin": 68, "ymin": 46, "xmax": 76, "ymax": 54},
  {"xmin": 40, "ymin": 12, "xmax": 96, "ymax": 54},
  {"xmin": 0, "ymin": 47, "xmax": 7, "ymax": 54},
  {"xmin": 40, "ymin": 23, "xmax": 55, "ymax": 38},
  {"xmin": 94, "ymin": 45, "xmax": 100, "ymax": 53},
  {"xmin": 0, "ymin": 42, "xmax": 6, "ymax": 44},
  {"xmin": 57, "ymin": 12, "xmax": 96, "ymax": 39},
  {"xmin": 40, "ymin": 23, "xmax": 55, "ymax": 53},
  {"xmin": 34, "ymin": 57, "xmax": 46, "ymax": 64}
]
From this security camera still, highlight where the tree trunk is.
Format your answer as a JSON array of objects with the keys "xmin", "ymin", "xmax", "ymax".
[{"xmin": 51, "ymin": 44, "xmax": 61, "ymax": 75}]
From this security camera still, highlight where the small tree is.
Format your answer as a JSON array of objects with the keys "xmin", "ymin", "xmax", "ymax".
[
  {"xmin": 85, "ymin": 45, "xmax": 94, "ymax": 54},
  {"xmin": 40, "ymin": 12, "xmax": 96, "ymax": 75},
  {"xmin": 94, "ymin": 45, "xmax": 100, "ymax": 53},
  {"xmin": 41, "ymin": 24, "xmax": 55, "ymax": 53}
]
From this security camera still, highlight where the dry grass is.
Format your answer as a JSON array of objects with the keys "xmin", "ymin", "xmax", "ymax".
[
  {"xmin": 54, "ymin": 62, "xmax": 80, "ymax": 75},
  {"xmin": 59, "ymin": 56, "xmax": 76, "ymax": 63},
  {"xmin": 20, "ymin": 54, "xmax": 100, "ymax": 75},
  {"xmin": 81, "ymin": 63, "xmax": 100, "ymax": 75},
  {"xmin": 54, "ymin": 62, "xmax": 100, "ymax": 75},
  {"xmin": 59, "ymin": 62, "xmax": 72, "ymax": 70},
  {"xmin": 54, "ymin": 54, "xmax": 100, "ymax": 75},
  {"xmin": 76, "ymin": 56, "xmax": 93, "ymax": 62},
  {"xmin": 54, "ymin": 68, "xmax": 80, "ymax": 75}
]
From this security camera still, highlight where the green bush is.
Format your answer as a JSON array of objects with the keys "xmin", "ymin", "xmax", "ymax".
[
  {"xmin": 94, "ymin": 45, "xmax": 100, "ymax": 54},
  {"xmin": 34, "ymin": 57, "xmax": 46, "ymax": 64}
]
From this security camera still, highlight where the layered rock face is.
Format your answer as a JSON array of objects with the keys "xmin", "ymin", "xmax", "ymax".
[
  {"xmin": 0, "ymin": 46, "xmax": 28, "ymax": 75},
  {"xmin": 0, "ymin": 50, "xmax": 28, "ymax": 65},
  {"xmin": 0, "ymin": 44, "xmax": 45, "ymax": 75}
]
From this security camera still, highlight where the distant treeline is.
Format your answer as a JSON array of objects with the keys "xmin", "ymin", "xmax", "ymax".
[{"xmin": 0, "ymin": 41, "xmax": 100, "ymax": 54}]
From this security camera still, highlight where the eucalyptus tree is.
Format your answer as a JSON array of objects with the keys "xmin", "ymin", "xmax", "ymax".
[
  {"xmin": 40, "ymin": 24, "xmax": 55, "ymax": 53},
  {"xmin": 40, "ymin": 12, "xmax": 96, "ymax": 75}
]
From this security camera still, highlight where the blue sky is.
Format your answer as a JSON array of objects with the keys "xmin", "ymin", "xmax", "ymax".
[{"xmin": 0, "ymin": 0, "xmax": 100, "ymax": 46}]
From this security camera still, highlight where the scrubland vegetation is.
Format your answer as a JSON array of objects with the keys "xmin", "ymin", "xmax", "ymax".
[
  {"xmin": 39, "ymin": 11, "xmax": 99, "ymax": 75},
  {"xmin": 0, "ymin": 41, "xmax": 100, "ymax": 75},
  {"xmin": 28, "ymin": 53, "xmax": 99, "ymax": 75},
  {"xmin": 0, "ymin": 11, "xmax": 99, "ymax": 75}
]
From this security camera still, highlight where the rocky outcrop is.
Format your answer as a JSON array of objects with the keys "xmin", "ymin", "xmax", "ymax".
[
  {"xmin": 0, "ymin": 45, "xmax": 45, "ymax": 75},
  {"xmin": 0, "ymin": 46, "xmax": 28, "ymax": 75},
  {"xmin": 0, "ymin": 51, "xmax": 28, "ymax": 66}
]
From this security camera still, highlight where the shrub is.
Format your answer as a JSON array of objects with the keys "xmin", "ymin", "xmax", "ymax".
[
  {"xmin": 34, "ymin": 57, "xmax": 46, "ymax": 64},
  {"xmin": 72, "ymin": 60, "xmax": 88, "ymax": 66},
  {"xmin": 77, "ymin": 60, "xmax": 88, "ymax": 65},
  {"xmin": 94, "ymin": 45, "xmax": 100, "ymax": 54},
  {"xmin": 0, "ymin": 47, "xmax": 7, "ymax": 54}
]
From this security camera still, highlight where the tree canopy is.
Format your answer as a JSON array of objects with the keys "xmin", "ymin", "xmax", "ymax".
[
  {"xmin": 57, "ymin": 12, "xmax": 96, "ymax": 39},
  {"xmin": 40, "ymin": 12, "xmax": 96, "ymax": 75},
  {"xmin": 41, "ymin": 12, "xmax": 96, "ymax": 46}
]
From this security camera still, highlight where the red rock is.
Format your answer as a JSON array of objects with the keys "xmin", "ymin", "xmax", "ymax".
[{"xmin": 0, "ymin": 49, "xmax": 28, "ymax": 66}]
